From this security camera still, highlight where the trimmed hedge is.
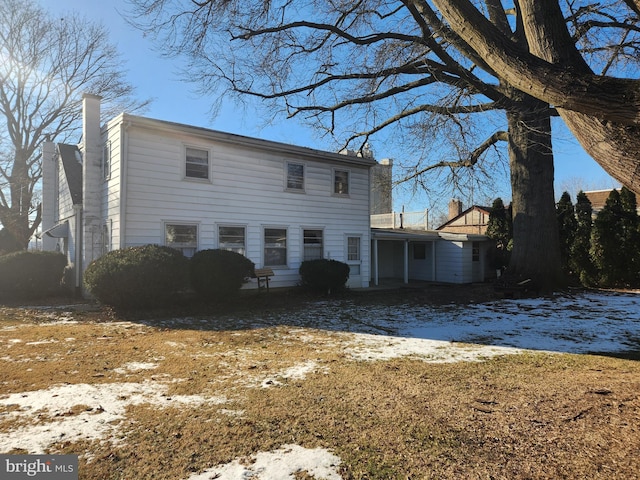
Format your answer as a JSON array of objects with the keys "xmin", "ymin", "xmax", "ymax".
[
  {"xmin": 299, "ymin": 259, "xmax": 350, "ymax": 293},
  {"xmin": 190, "ymin": 249, "xmax": 255, "ymax": 301},
  {"xmin": 0, "ymin": 251, "xmax": 66, "ymax": 301},
  {"xmin": 83, "ymin": 245, "xmax": 189, "ymax": 309}
]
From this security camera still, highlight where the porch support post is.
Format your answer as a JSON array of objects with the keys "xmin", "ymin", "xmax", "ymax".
[
  {"xmin": 373, "ymin": 238, "xmax": 379, "ymax": 286},
  {"xmin": 403, "ymin": 240, "xmax": 409, "ymax": 284}
]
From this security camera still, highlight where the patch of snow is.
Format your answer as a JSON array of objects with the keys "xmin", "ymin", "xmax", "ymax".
[
  {"xmin": 114, "ymin": 362, "xmax": 159, "ymax": 374},
  {"xmin": 0, "ymin": 381, "xmax": 226, "ymax": 454},
  {"xmin": 260, "ymin": 361, "xmax": 328, "ymax": 388},
  {"xmin": 345, "ymin": 333, "xmax": 526, "ymax": 362},
  {"xmin": 186, "ymin": 444, "xmax": 342, "ymax": 480}
]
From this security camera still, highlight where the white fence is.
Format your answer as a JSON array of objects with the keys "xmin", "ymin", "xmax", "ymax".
[{"xmin": 370, "ymin": 210, "xmax": 430, "ymax": 230}]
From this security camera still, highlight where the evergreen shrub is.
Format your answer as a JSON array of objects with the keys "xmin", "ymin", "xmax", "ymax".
[
  {"xmin": 299, "ymin": 259, "xmax": 350, "ymax": 293},
  {"xmin": 0, "ymin": 251, "xmax": 66, "ymax": 301},
  {"xmin": 83, "ymin": 245, "xmax": 189, "ymax": 309},
  {"xmin": 190, "ymin": 249, "xmax": 255, "ymax": 301}
]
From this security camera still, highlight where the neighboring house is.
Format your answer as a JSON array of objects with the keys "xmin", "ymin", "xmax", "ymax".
[
  {"xmin": 436, "ymin": 199, "xmax": 492, "ymax": 235},
  {"xmin": 41, "ymin": 94, "xmax": 376, "ymax": 293},
  {"xmin": 370, "ymin": 196, "xmax": 492, "ymax": 285},
  {"xmin": 584, "ymin": 189, "xmax": 640, "ymax": 215}
]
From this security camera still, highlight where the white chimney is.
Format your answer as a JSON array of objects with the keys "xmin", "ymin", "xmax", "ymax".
[
  {"xmin": 81, "ymin": 93, "xmax": 103, "ymax": 269},
  {"xmin": 41, "ymin": 140, "xmax": 57, "ymax": 251}
]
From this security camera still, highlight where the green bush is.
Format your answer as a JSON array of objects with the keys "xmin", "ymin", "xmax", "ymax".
[
  {"xmin": 83, "ymin": 245, "xmax": 189, "ymax": 309},
  {"xmin": 0, "ymin": 251, "xmax": 66, "ymax": 301},
  {"xmin": 190, "ymin": 249, "xmax": 255, "ymax": 301},
  {"xmin": 299, "ymin": 259, "xmax": 350, "ymax": 294}
]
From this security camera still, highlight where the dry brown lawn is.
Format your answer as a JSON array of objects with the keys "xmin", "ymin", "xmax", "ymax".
[{"xmin": 1, "ymin": 288, "xmax": 639, "ymax": 479}]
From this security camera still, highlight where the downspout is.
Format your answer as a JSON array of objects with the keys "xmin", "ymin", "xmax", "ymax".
[{"xmin": 74, "ymin": 205, "xmax": 83, "ymax": 296}]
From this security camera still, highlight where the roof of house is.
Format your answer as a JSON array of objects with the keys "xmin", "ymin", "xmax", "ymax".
[
  {"xmin": 109, "ymin": 113, "xmax": 378, "ymax": 168},
  {"xmin": 436, "ymin": 205, "xmax": 492, "ymax": 231},
  {"xmin": 57, "ymin": 143, "xmax": 82, "ymax": 205},
  {"xmin": 583, "ymin": 189, "xmax": 640, "ymax": 210}
]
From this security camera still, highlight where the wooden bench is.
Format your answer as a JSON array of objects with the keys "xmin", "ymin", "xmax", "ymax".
[
  {"xmin": 494, "ymin": 278, "xmax": 535, "ymax": 298},
  {"xmin": 254, "ymin": 268, "xmax": 274, "ymax": 291}
]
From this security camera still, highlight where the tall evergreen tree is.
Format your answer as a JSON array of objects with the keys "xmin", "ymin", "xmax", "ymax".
[
  {"xmin": 571, "ymin": 191, "xmax": 595, "ymax": 286},
  {"xmin": 486, "ymin": 198, "xmax": 512, "ymax": 271},
  {"xmin": 591, "ymin": 190, "xmax": 626, "ymax": 286},
  {"xmin": 556, "ymin": 192, "xmax": 577, "ymax": 277},
  {"xmin": 619, "ymin": 187, "xmax": 640, "ymax": 285}
]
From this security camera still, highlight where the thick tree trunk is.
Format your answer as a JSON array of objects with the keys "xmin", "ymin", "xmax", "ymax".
[{"xmin": 506, "ymin": 94, "xmax": 564, "ymax": 290}]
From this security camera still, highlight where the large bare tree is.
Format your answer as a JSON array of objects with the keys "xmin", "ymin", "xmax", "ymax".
[
  {"xmin": 432, "ymin": 0, "xmax": 640, "ymax": 195},
  {"xmin": 129, "ymin": 0, "xmax": 638, "ymax": 287},
  {"xmin": 0, "ymin": 0, "xmax": 149, "ymax": 250}
]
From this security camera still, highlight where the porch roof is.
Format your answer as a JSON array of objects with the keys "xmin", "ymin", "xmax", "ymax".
[{"xmin": 371, "ymin": 228, "xmax": 488, "ymax": 242}]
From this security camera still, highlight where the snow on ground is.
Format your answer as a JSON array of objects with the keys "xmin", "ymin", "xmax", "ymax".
[
  {"xmin": 1, "ymin": 289, "xmax": 639, "ymax": 478},
  {"xmin": 0, "ymin": 381, "xmax": 226, "ymax": 454},
  {"xmin": 186, "ymin": 444, "xmax": 342, "ymax": 480}
]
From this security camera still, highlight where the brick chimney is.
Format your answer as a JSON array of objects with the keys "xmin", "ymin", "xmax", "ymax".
[{"xmin": 448, "ymin": 198, "xmax": 463, "ymax": 219}]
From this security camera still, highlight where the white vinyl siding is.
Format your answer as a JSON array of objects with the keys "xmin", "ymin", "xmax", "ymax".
[{"xmin": 118, "ymin": 118, "xmax": 371, "ymax": 288}]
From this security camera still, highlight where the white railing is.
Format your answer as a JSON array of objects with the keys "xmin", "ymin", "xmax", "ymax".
[{"xmin": 370, "ymin": 210, "xmax": 429, "ymax": 230}]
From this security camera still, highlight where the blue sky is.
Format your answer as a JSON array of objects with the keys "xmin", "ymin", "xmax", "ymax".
[{"xmin": 49, "ymin": 0, "xmax": 619, "ymax": 217}]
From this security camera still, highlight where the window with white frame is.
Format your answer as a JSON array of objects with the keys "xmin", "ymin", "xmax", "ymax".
[
  {"xmin": 286, "ymin": 162, "xmax": 304, "ymax": 191},
  {"xmin": 347, "ymin": 236, "xmax": 361, "ymax": 275},
  {"xmin": 185, "ymin": 147, "xmax": 209, "ymax": 180},
  {"xmin": 334, "ymin": 169, "xmax": 350, "ymax": 195},
  {"xmin": 303, "ymin": 229, "xmax": 323, "ymax": 261},
  {"xmin": 102, "ymin": 141, "xmax": 111, "ymax": 179},
  {"xmin": 219, "ymin": 226, "xmax": 246, "ymax": 255},
  {"xmin": 264, "ymin": 228, "xmax": 287, "ymax": 266},
  {"xmin": 165, "ymin": 223, "xmax": 198, "ymax": 257},
  {"xmin": 472, "ymin": 241, "xmax": 480, "ymax": 262}
]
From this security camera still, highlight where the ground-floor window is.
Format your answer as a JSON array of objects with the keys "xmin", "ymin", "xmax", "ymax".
[
  {"xmin": 219, "ymin": 226, "xmax": 246, "ymax": 255},
  {"xmin": 165, "ymin": 223, "xmax": 198, "ymax": 257},
  {"xmin": 303, "ymin": 229, "xmax": 323, "ymax": 261},
  {"xmin": 264, "ymin": 228, "xmax": 287, "ymax": 266}
]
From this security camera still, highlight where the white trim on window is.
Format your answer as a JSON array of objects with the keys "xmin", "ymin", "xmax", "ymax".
[{"xmin": 102, "ymin": 140, "xmax": 111, "ymax": 180}]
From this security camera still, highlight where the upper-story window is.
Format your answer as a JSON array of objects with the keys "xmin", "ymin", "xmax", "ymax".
[
  {"xmin": 185, "ymin": 147, "xmax": 209, "ymax": 180},
  {"xmin": 334, "ymin": 169, "xmax": 350, "ymax": 195},
  {"xmin": 286, "ymin": 162, "xmax": 304, "ymax": 191}
]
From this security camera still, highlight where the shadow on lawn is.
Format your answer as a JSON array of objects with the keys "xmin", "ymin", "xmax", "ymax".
[{"xmin": 12, "ymin": 283, "xmax": 640, "ymax": 362}]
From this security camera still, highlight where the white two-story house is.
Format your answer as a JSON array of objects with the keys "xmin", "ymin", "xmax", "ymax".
[{"xmin": 41, "ymin": 94, "xmax": 376, "ymax": 293}]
